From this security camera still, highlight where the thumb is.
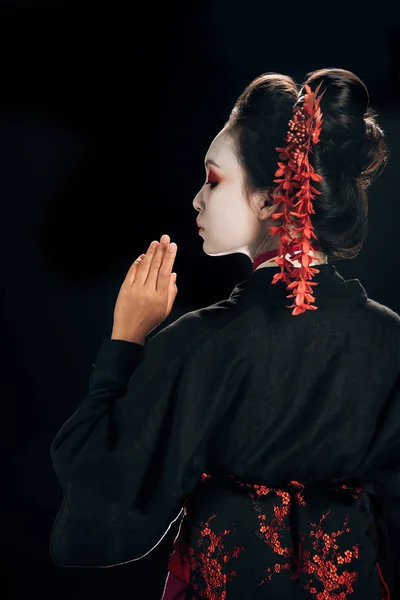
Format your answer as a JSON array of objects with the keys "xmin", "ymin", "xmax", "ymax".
[{"xmin": 169, "ymin": 272, "xmax": 178, "ymax": 295}]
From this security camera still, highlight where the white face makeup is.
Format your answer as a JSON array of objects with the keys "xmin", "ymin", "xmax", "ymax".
[
  {"xmin": 193, "ymin": 126, "xmax": 328, "ymax": 269},
  {"xmin": 192, "ymin": 127, "xmax": 279, "ymax": 265}
]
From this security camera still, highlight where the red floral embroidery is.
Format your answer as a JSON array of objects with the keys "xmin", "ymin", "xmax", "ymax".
[
  {"xmin": 230, "ymin": 476, "xmax": 383, "ymax": 599},
  {"xmin": 167, "ymin": 473, "xmax": 390, "ymax": 599},
  {"xmin": 299, "ymin": 511, "xmax": 360, "ymax": 598},
  {"xmin": 188, "ymin": 513, "xmax": 244, "ymax": 599}
]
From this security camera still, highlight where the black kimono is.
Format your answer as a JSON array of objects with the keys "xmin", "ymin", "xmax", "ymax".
[{"xmin": 49, "ymin": 263, "xmax": 400, "ymax": 600}]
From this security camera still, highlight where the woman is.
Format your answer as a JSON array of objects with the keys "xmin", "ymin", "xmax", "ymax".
[{"xmin": 50, "ymin": 69, "xmax": 398, "ymax": 599}]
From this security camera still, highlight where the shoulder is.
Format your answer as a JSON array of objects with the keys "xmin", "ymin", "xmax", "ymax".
[
  {"xmin": 362, "ymin": 298, "xmax": 400, "ymax": 361},
  {"xmin": 363, "ymin": 297, "xmax": 400, "ymax": 328},
  {"xmin": 144, "ymin": 294, "xmax": 244, "ymax": 361}
]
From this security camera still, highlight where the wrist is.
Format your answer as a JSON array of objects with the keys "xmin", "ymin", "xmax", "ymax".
[{"xmin": 111, "ymin": 330, "xmax": 146, "ymax": 345}]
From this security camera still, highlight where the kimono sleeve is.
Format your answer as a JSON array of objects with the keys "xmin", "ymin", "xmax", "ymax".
[{"xmin": 49, "ymin": 329, "xmax": 213, "ymax": 569}]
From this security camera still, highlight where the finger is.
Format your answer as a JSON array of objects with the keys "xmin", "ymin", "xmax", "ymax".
[
  {"xmin": 146, "ymin": 235, "xmax": 170, "ymax": 288},
  {"xmin": 135, "ymin": 240, "xmax": 160, "ymax": 285},
  {"xmin": 126, "ymin": 254, "xmax": 146, "ymax": 284},
  {"xmin": 156, "ymin": 242, "xmax": 177, "ymax": 294},
  {"xmin": 126, "ymin": 253, "xmax": 145, "ymax": 277}
]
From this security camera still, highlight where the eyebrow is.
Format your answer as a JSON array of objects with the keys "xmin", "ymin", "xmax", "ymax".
[{"xmin": 205, "ymin": 158, "xmax": 221, "ymax": 168}]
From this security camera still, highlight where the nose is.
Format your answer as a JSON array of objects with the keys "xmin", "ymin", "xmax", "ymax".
[{"xmin": 192, "ymin": 185, "xmax": 204, "ymax": 211}]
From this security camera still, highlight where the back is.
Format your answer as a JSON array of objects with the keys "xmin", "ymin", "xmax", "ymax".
[
  {"xmin": 166, "ymin": 263, "xmax": 400, "ymax": 599},
  {"xmin": 49, "ymin": 262, "xmax": 400, "ymax": 599},
  {"xmin": 210, "ymin": 265, "xmax": 399, "ymax": 488}
]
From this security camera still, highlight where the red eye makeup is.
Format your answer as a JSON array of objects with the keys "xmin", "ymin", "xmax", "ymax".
[
  {"xmin": 207, "ymin": 169, "xmax": 219, "ymax": 181},
  {"xmin": 206, "ymin": 169, "xmax": 219, "ymax": 188}
]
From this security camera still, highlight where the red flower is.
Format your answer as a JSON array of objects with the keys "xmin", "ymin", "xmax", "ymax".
[{"xmin": 269, "ymin": 82, "xmax": 326, "ymax": 315}]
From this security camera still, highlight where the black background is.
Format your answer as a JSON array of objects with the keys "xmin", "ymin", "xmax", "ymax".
[{"xmin": 2, "ymin": 1, "xmax": 400, "ymax": 598}]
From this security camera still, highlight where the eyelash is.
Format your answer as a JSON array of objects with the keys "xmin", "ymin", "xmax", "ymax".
[{"xmin": 206, "ymin": 180, "xmax": 218, "ymax": 189}]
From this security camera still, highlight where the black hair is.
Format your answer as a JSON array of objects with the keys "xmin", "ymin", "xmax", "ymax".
[{"xmin": 226, "ymin": 68, "xmax": 390, "ymax": 260}]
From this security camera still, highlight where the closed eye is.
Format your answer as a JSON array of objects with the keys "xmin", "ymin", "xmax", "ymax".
[{"xmin": 206, "ymin": 180, "xmax": 218, "ymax": 189}]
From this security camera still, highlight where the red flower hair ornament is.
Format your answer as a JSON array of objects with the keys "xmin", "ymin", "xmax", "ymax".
[{"xmin": 269, "ymin": 82, "xmax": 326, "ymax": 316}]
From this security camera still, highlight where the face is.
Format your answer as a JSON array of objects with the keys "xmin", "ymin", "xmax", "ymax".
[{"xmin": 192, "ymin": 127, "xmax": 280, "ymax": 262}]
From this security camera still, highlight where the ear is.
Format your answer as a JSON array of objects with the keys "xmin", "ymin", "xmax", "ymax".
[{"xmin": 259, "ymin": 197, "xmax": 278, "ymax": 220}]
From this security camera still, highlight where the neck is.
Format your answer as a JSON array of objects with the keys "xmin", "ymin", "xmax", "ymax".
[{"xmin": 253, "ymin": 243, "xmax": 328, "ymax": 272}]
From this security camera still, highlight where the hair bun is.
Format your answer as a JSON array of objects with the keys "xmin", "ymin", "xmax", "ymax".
[
  {"xmin": 301, "ymin": 68, "xmax": 388, "ymax": 182},
  {"xmin": 227, "ymin": 68, "xmax": 389, "ymax": 262}
]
